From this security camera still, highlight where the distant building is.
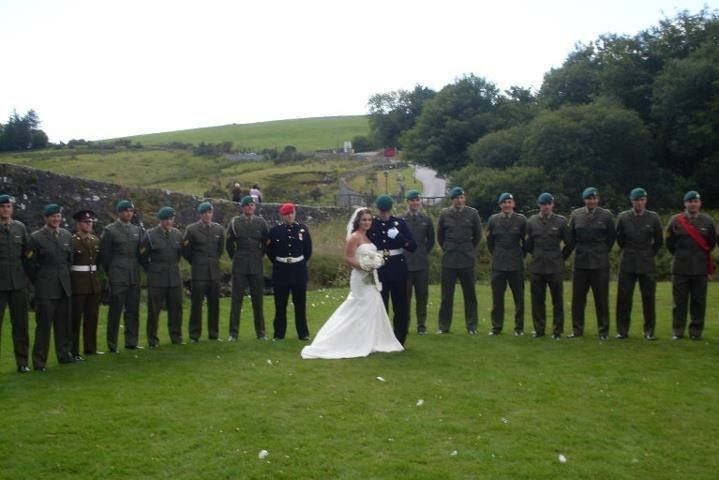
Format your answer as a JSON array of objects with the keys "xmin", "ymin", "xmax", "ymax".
[{"xmin": 343, "ymin": 141, "xmax": 353, "ymax": 154}]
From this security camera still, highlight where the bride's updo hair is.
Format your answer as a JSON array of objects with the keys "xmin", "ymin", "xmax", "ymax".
[{"xmin": 352, "ymin": 208, "xmax": 373, "ymax": 233}]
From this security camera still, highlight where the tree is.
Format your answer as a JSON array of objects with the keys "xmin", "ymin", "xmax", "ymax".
[
  {"xmin": 468, "ymin": 125, "xmax": 526, "ymax": 169},
  {"xmin": 351, "ymin": 135, "xmax": 375, "ymax": 153},
  {"xmin": 401, "ymin": 74, "xmax": 501, "ymax": 173},
  {"xmin": 368, "ymin": 84, "xmax": 435, "ymax": 148}
]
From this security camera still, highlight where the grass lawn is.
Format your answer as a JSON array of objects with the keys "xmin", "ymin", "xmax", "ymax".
[{"xmin": 0, "ymin": 281, "xmax": 717, "ymax": 479}]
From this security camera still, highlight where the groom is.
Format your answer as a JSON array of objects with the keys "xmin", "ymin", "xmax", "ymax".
[{"xmin": 368, "ymin": 195, "xmax": 417, "ymax": 345}]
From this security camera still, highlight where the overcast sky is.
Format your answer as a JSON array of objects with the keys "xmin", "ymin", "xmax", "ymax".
[{"xmin": 0, "ymin": 0, "xmax": 711, "ymax": 142}]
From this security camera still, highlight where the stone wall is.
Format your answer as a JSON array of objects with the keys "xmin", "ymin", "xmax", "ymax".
[{"xmin": 0, "ymin": 163, "xmax": 353, "ymax": 231}]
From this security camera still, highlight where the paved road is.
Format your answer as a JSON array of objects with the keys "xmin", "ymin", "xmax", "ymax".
[{"xmin": 412, "ymin": 164, "xmax": 447, "ymax": 197}]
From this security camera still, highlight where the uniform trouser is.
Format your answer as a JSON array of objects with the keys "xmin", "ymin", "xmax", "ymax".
[
  {"xmin": 229, "ymin": 272, "xmax": 265, "ymax": 338},
  {"xmin": 380, "ymin": 279, "xmax": 410, "ymax": 345},
  {"xmin": 0, "ymin": 289, "xmax": 29, "ymax": 367},
  {"xmin": 71, "ymin": 292, "xmax": 101, "ymax": 355},
  {"xmin": 107, "ymin": 283, "xmax": 141, "ymax": 350},
  {"xmin": 530, "ymin": 272, "xmax": 564, "ymax": 336},
  {"xmin": 33, "ymin": 296, "xmax": 72, "ymax": 368},
  {"xmin": 408, "ymin": 269, "xmax": 429, "ymax": 333},
  {"xmin": 189, "ymin": 279, "xmax": 220, "ymax": 340},
  {"xmin": 571, "ymin": 268, "xmax": 610, "ymax": 336},
  {"xmin": 147, "ymin": 285, "xmax": 183, "ymax": 346},
  {"xmin": 272, "ymin": 284, "xmax": 308, "ymax": 339},
  {"xmin": 616, "ymin": 272, "xmax": 656, "ymax": 337},
  {"xmin": 490, "ymin": 269, "xmax": 525, "ymax": 333},
  {"xmin": 672, "ymin": 274, "xmax": 708, "ymax": 337},
  {"xmin": 438, "ymin": 267, "xmax": 477, "ymax": 332}
]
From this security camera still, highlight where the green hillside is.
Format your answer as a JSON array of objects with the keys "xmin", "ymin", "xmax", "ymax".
[{"xmin": 117, "ymin": 115, "xmax": 369, "ymax": 152}]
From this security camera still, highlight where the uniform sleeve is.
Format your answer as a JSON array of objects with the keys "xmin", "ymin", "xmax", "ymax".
[
  {"xmin": 216, "ymin": 226, "xmax": 224, "ymax": 258},
  {"xmin": 20, "ymin": 224, "xmax": 33, "ymax": 278},
  {"xmin": 426, "ymin": 217, "xmax": 435, "ymax": 253},
  {"xmin": 524, "ymin": 221, "xmax": 534, "ymax": 255},
  {"xmin": 520, "ymin": 217, "xmax": 527, "ymax": 257},
  {"xmin": 304, "ymin": 226, "xmax": 313, "ymax": 261},
  {"xmin": 398, "ymin": 219, "xmax": 417, "ymax": 252},
  {"xmin": 472, "ymin": 212, "xmax": 482, "ymax": 248},
  {"xmin": 225, "ymin": 221, "xmax": 235, "ymax": 259},
  {"xmin": 138, "ymin": 230, "xmax": 151, "ymax": 270},
  {"xmin": 181, "ymin": 228, "xmax": 193, "ymax": 263},
  {"xmin": 486, "ymin": 217, "xmax": 495, "ymax": 253},
  {"xmin": 652, "ymin": 215, "xmax": 664, "ymax": 256},
  {"xmin": 566, "ymin": 214, "xmax": 577, "ymax": 255},
  {"xmin": 266, "ymin": 228, "xmax": 277, "ymax": 262},
  {"xmin": 260, "ymin": 219, "xmax": 270, "ymax": 254},
  {"xmin": 605, "ymin": 212, "xmax": 617, "ymax": 251},
  {"xmin": 665, "ymin": 217, "xmax": 677, "ymax": 254},
  {"xmin": 561, "ymin": 219, "xmax": 572, "ymax": 260},
  {"xmin": 615, "ymin": 215, "xmax": 626, "ymax": 249},
  {"xmin": 25, "ymin": 234, "xmax": 39, "ymax": 282},
  {"xmin": 709, "ymin": 218, "xmax": 718, "ymax": 250},
  {"xmin": 99, "ymin": 228, "xmax": 113, "ymax": 273}
]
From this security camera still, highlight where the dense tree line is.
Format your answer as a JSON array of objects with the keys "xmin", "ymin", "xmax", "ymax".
[
  {"xmin": 368, "ymin": 9, "xmax": 719, "ymax": 216},
  {"xmin": 0, "ymin": 110, "xmax": 49, "ymax": 151}
]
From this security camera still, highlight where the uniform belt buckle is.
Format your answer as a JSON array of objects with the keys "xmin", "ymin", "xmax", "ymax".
[
  {"xmin": 383, "ymin": 249, "xmax": 390, "ymax": 259},
  {"xmin": 285, "ymin": 257, "xmax": 292, "ymax": 263}
]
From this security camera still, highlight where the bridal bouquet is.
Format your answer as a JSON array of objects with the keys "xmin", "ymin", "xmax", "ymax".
[{"xmin": 358, "ymin": 251, "xmax": 384, "ymax": 291}]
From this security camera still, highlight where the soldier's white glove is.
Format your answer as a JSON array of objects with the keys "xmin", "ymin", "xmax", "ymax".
[{"xmin": 387, "ymin": 228, "xmax": 399, "ymax": 239}]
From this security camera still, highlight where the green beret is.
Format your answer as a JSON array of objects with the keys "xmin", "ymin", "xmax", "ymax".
[
  {"xmin": 629, "ymin": 188, "xmax": 647, "ymax": 201},
  {"xmin": 582, "ymin": 187, "xmax": 598, "ymax": 199},
  {"xmin": 240, "ymin": 195, "xmax": 255, "ymax": 206},
  {"xmin": 197, "ymin": 201, "xmax": 213, "ymax": 214},
  {"xmin": 497, "ymin": 192, "xmax": 514, "ymax": 204},
  {"xmin": 537, "ymin": 192, "xmax": 554, "ymax": 205},
  {"xmin": 375, "ymin": 195, "xmax": 394, "ymax": 212},
  {"xmin": 449, "ymin": 186, "xmax": 465, "ymax": 199},
  {"xmin": 0, "ymin": 194, "xmax": 12, "ymax": 204},
  {"xmin": 43, "ymin": 204, "xmax": 61, "ymax": 216},
  {"xmin": 683, "ymin": 190, "xmax": 700, "ymax": 202},
  {"xmin": 157, "ymin": 206, "xmax": 176, "ymax": 220},
  {"xmin": 405, "ymin": 189, "xmax": 421, "ymax": 201},
  {"xmin": 116, "ymin": 200, "xmax": 134, "ymax": 212}
]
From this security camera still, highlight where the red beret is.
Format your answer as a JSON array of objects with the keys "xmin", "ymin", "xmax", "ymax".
[{"xmin": 279, "ymin": 203, "xmax": 295, "ymax": 215}]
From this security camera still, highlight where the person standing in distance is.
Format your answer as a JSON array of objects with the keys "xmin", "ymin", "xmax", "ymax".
[
  {"xmin": 100, "ymin": 199, "xmax": 143, "ymax": 352},
  {"xmin": 27, "ymin": 204, "xmax": 74, "ymax": 370},
  {"xmin": 226, "ymin": 196, "xmax": 269, "ymax": 340},
  {"xmin": 525, "ymin": 193, "xmax": 571, "ymax": 339},
  {"xmin": 267, "ymin": 203, "xmax": 312, "ymax": 341},
  {"xmin": 182, "ymin": 201, "xmax": 224, "ymax": 342},
  {"xmin": 486, "ymin": 192, "xmax": 527, "ymax": 336},
  {"xmin": 70, "ymin": 209, "xmax": 103, "ymax": 359},
  {"xmin": 437, "ymin": 187, "xmax": 482, "ymax": 334},
  {"xmin": 401, "ymin": 190, "xmax": 435, "ymax": 335},
  {"xmin": 666, "ymin": 191, "xmax": 717, "ymax": 340},
  {"xmin": 615, "ymin": 188, "xmax": 663, "ymax": 340},
  {"xmin": 140, "ymin": 207, "xmax": 184, "ymax": 347},
  {"xmin": 0, "ymin": 194, "xmax": 31, "ymax": 372},
  {"xmin": 367, "ymin": 195, "xmax": 417, "ymax": 345},
  {"xmin": 568, "ymin": 187, "xmax": 616, "ymax": 340}
]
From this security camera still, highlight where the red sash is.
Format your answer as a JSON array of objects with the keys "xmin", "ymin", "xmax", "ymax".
[{"xmin": 676, "ymin": 214, "xmax": 715, "ymax": 275}]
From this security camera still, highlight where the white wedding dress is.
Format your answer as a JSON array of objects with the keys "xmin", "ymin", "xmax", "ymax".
[{"xmin": 301, "ymin": 243, "xmax": 404, "ymax": 359}]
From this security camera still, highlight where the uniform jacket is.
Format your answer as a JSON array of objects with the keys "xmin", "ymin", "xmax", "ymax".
[
  {"xmin": 100, "ymin": 220, "xmax": 142, "ymax": 286},
  {"xmin": 181, "ymin": 220, "xmax": 224, "ymax": 281},
  {"xmin": 486, "ymin": 212, "xmax": 527, "ymax": 272},
  {"xmin": 437, "ymin": 206, "xmax": 482, "ymax": 269},
  {"xmin": 0, "ymin": 219, "xmax": 30, "ymax": 291},
  {"xmin": 401, "ymin": 211, "xmax": 435, "ymax": 272},
  {"xmin": 27, "ymin": 226, "xmax": 73, "ymax": 299},
  {"xmin": 140, "ymin": 226, "xmax": 183, "ymax": 288},
  {"xmin": 666, "ymin": 211, "xmax": 717, "ymax": 276},
  {"xmin": 525, "ymin": 213, "xmax": 571, "ymax": 275},
  {"xmin": 568, "ymin": 207, "xmax": 616, "ymax": 270},
  {"xmin": 368, "ymin": 215, "xmax": 417, "ymax": 283},
  {"xmin": 616, "ymin": 209, "xmax": 663, "ymax": 274},
  {"xmin": 70, "ymin": 232, "xmax": 101, "ymax": 295},
  {"xmin": 266, "ymin": 222, "xmax": 312, "ymax": 285},
  {"xmin": 226, "ymin": 215, "xmax": 269, "ymax": 275}
]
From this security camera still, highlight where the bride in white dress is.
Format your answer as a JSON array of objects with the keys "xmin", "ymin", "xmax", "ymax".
[{"xmin": 301, "ymin": 208, "xmax": 404, "ymax": 359}]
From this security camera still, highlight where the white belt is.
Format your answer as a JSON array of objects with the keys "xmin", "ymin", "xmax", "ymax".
[
  {"xmin": 275, "ymin": 255, "xmax": 305, "ymax": 264},
  {"xmin": 71, "ymin": 265, "xmax": 97, "ymax": 272},
  {"xmin": 385, "ymin": 249, "xmax": 403, "ymax": 256}
]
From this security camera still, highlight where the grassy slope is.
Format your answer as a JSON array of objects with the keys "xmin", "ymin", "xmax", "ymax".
[
  {"xmin": 118, "ymin": 115, "xmax": 370, "ymax": 152},
  {"xmin": 0, "ymin": 283, "xmax": 717, "ymax": 479}
]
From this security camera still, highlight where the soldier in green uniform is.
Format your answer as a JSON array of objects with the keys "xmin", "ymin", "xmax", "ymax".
[
  {"xmin": 525, "ymin": 193, "xmax": 571, "ymax": 339},
  {"xmin": 437, "ymin": 186, "xmax": 482, "ymax": 334},
  {"xmin": 182, "ymin": 201, "xmax": 224, "ymax": 342},
  {"xmin": 100, "ymin": 199, "xmax": 142, "ymax": 352},
  {"xmin": 70, "ymin": 210, "xmax": 103, "ymax": 359},
  {"xmin": 402, "ymin": 190, "xmax": 435, "ymax": 335},
  {"xmin": 666, "ymin": 191, "xmax": 717, "ymax": 340},
  {"xmin": 226, "ymin": 196, "xmax": 269, "ymax": 340},
  {"xmin": 615, "ymin": 188, "xmax": 664, "ymax": 340},
  {"xmin": 0, "ymin": 194, "xmax": 31, "ymax": 372},
  {"xmin": 486, "ymin": 192, "xmax": 527, "ymax": 336},
  {"xmin": 27, "ymin": 204, "xmax": 74, "ymax": 370},
  {"xmin": 140, "ymin": 207, "xmax": 184, "ymax": 347},
  {"xmin": 568, "ymin": 187, "xmax": 616, "ymax": 340}
]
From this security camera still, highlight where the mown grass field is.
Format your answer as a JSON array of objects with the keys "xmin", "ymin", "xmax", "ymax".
[
  {"xmin": 0, "ymin": 282, "xmax": 717, "ymax": 479},
  {"xmin": 118, "ymin": 115, "xmax": 370, "ymax": 152}
]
